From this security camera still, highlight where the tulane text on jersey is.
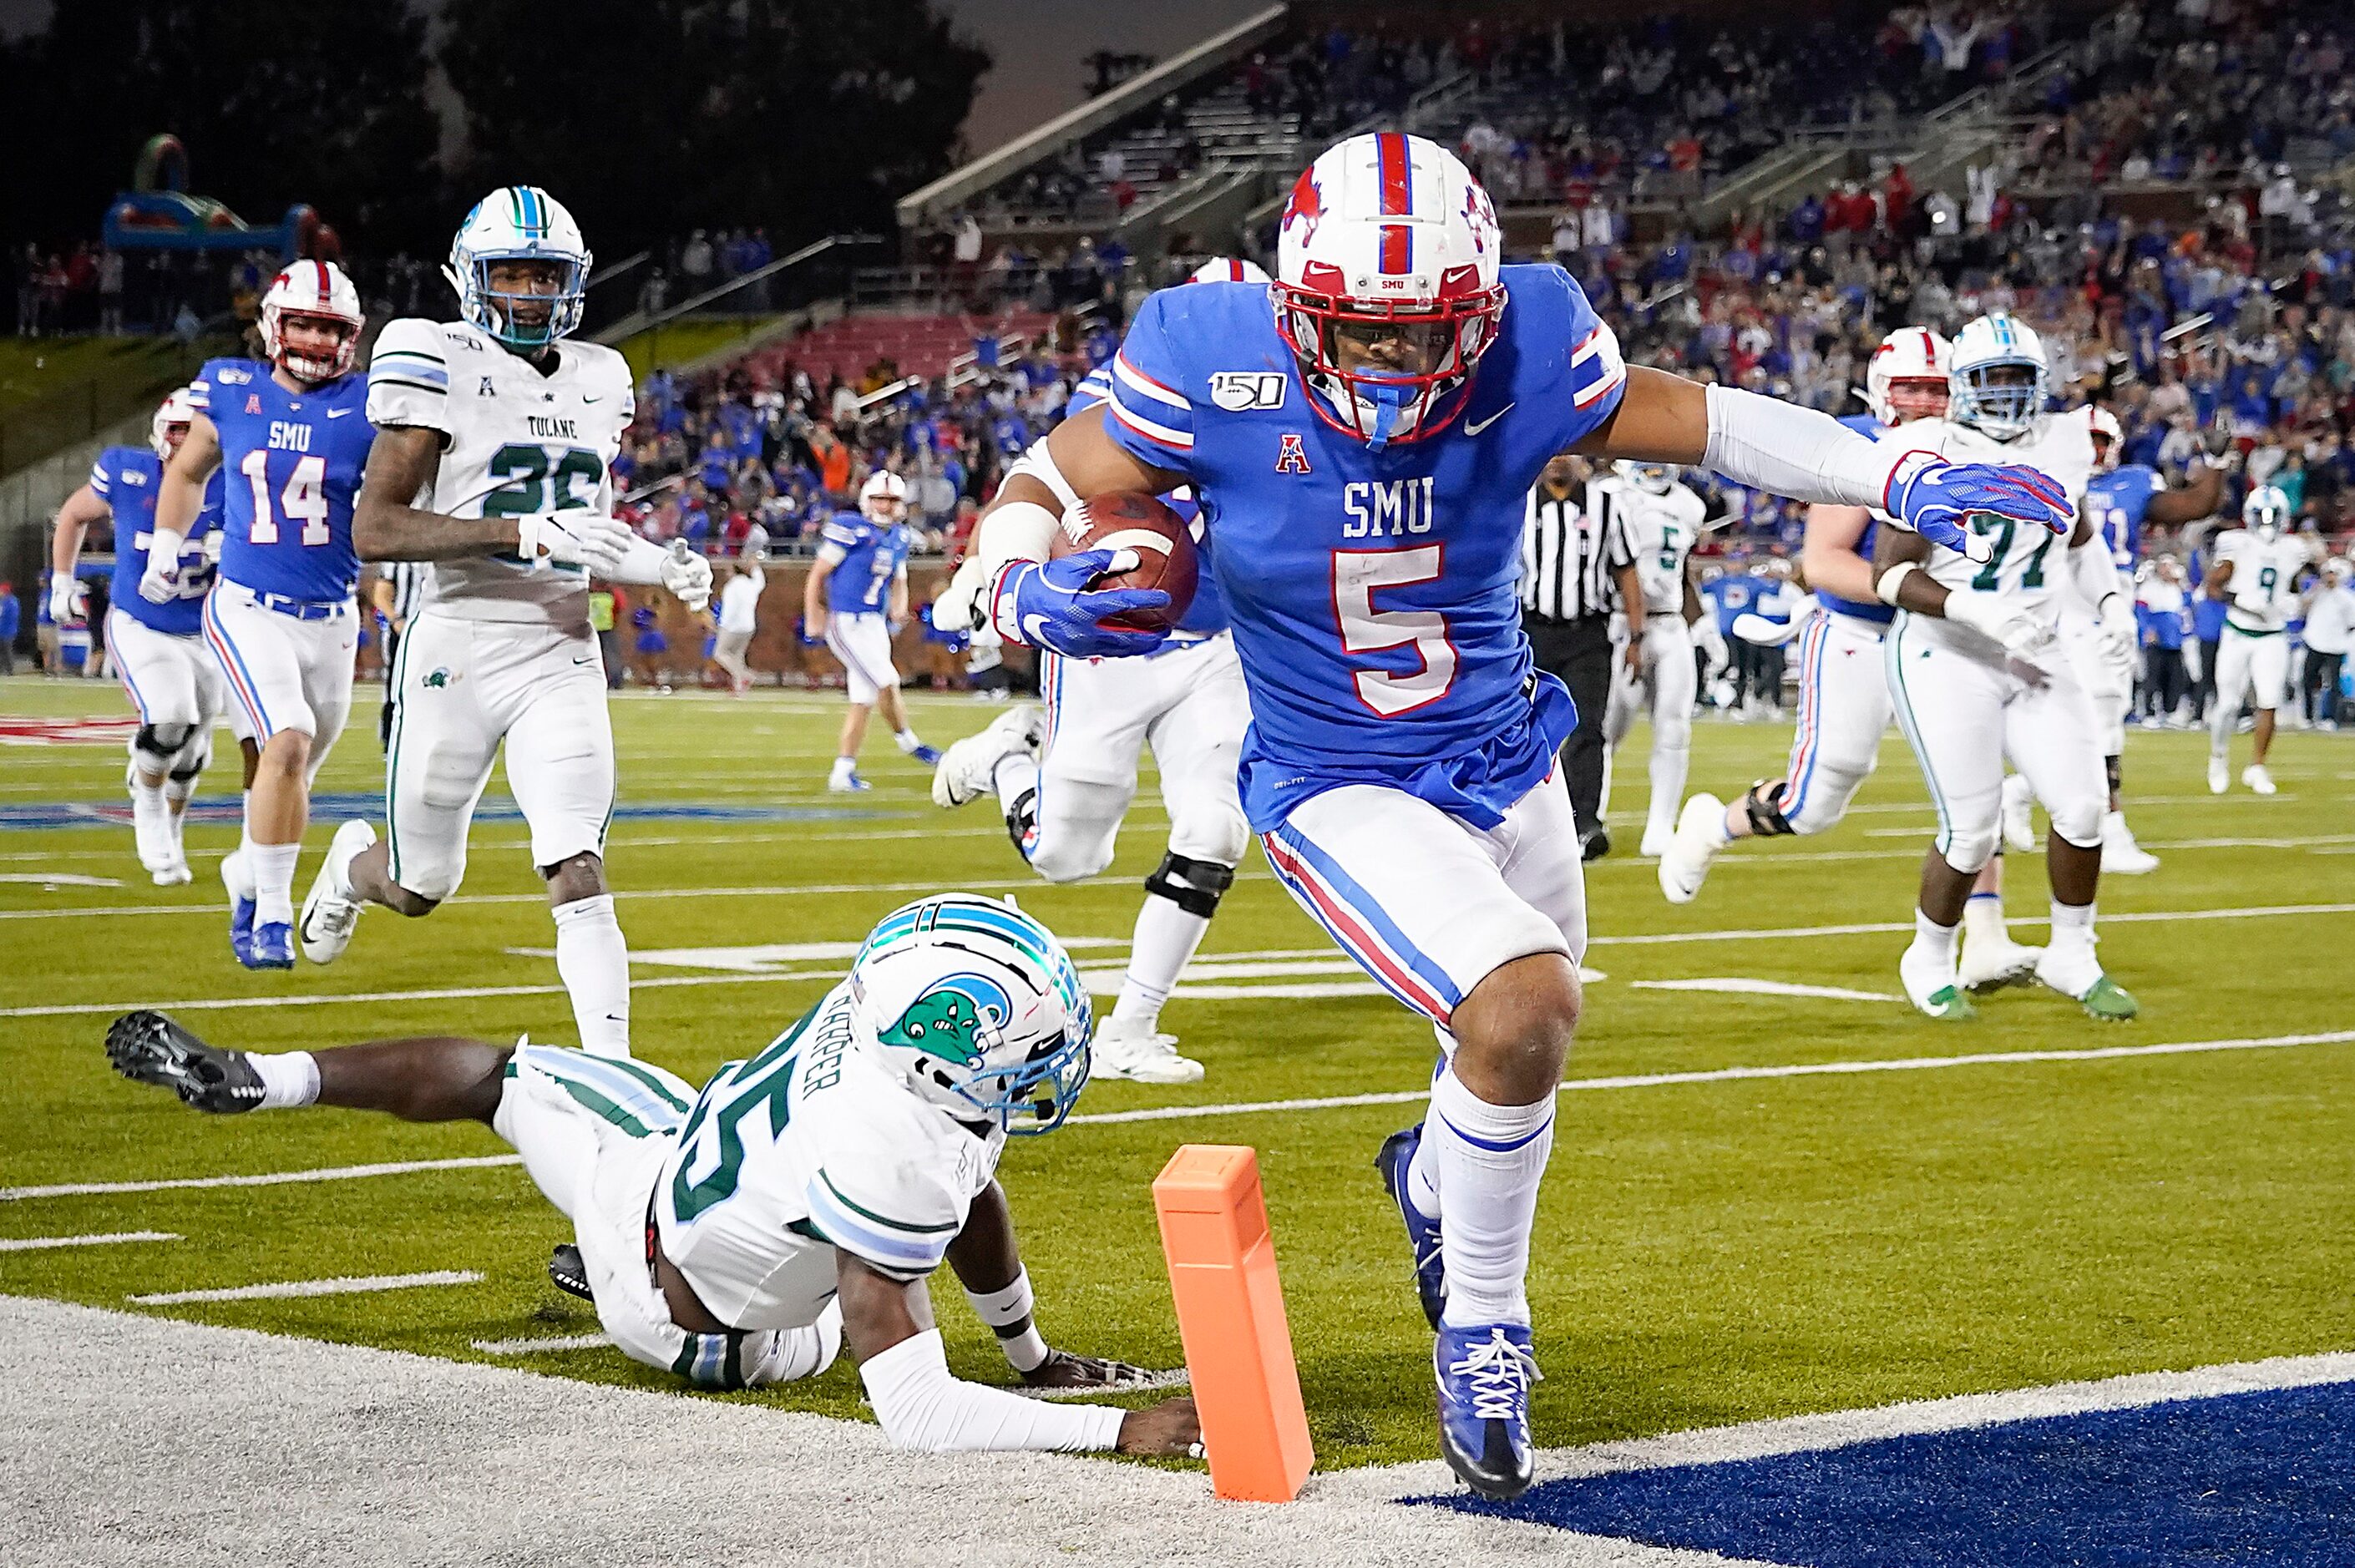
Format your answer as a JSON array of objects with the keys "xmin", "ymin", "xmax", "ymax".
[
  {"xmin": 91, "ymin": 448, "xmax": 224, "ymax": 637},
  {"xmin": 1100, "ymin": 266, "xmax": 1627, "ymax": 830},
  {"xmin": 191, "ymin": 358, "xmax": 373, "ymax": 605}
]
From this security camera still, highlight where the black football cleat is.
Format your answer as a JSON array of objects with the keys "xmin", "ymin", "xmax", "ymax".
[
  {"xmin": 105, "ymin": 1009, "xmax": 264, "ymax": 1114},
  {"xmin": 1375, "ymin": 1124, "xmax": 1447, "ymax": 1331},
  {"xmin": 548, "ymin": 1243, "xmax": 594, "ymax": 1302}
]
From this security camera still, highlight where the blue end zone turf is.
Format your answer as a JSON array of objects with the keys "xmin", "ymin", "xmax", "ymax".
[
  {"xmin": 0, "ymin": 794, "xmax": 904, "ymax": 830},
  {"xmin": 1421, "ymin": 1378, "xmax": 2355, "ymax": 1566}
]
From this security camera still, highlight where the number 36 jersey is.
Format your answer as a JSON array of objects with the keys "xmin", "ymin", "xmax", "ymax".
[
  {"xmin": 1100, "ymin": 266, "xmax": 1628, "ymax": 832},
  {"xmin": 367, "ymin": 317, "xmax": 633, "ymax": 627}
]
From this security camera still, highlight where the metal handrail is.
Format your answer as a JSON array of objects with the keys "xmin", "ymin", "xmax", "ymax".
[{"xmin": 595, "ymin": 234, "xmax": 880, "ymax": 346}]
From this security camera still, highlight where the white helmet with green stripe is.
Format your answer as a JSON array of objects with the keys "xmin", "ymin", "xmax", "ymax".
[
  {"xmin": 444, "ymin": 185, "xmax": 592, "ymax": 350},
  {"xmin": 848, "ymin": 894, "xmax": 1093, "ymax": 1135}
]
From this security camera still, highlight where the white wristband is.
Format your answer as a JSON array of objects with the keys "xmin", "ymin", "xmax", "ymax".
[
  {"xmin": 977, "ymin": 498, "xmax": 1059, "ymax": 574},
  {"xmin": 1875, "ymin": 563, "xmax": 1921, "ymax": 607}
]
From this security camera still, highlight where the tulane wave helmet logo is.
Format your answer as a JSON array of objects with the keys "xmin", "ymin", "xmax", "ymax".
[{"xmin": 881, "ymin": 973, "xmax": 1012, "ymax": 1065}]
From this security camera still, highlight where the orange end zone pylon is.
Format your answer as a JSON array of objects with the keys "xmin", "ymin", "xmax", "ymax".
[{"xmin": 1152, "ymin": 1144, "xmax": 1315, "ymax": 1501}]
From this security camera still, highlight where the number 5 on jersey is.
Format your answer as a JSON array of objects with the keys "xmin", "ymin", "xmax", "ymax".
[
  {"xmin": 1335, "ymin": 547, "xmax": 1456, "ymax": 716},
  {"xmin": 240, "ymin": 449, "xmax": 330, "ymax": 545}
]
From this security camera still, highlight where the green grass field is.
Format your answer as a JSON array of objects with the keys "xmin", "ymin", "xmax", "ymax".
[{"xmin": 1, "ymin": 674, "xmax": 2348, "ymax": 1472}]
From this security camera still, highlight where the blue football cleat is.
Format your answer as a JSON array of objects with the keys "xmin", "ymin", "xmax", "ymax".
[
  {"xmin": 1435, "ymin": 1321, "xmax": 1541, "ymax": 1501},
  {"xmin": 245, "ymin": 921, "xmax": 296, "ymax": 971},
  {"xmin": 1375, "ymin": 1125, "xmax": 1447, "ymax": 1330},
  {"xmin": 221, "ymin": 850, "xmax": 257, "ymax": 963},
  {"xmin": 909, "ymin": 742, "xmax": 944, "ymax": 767}
]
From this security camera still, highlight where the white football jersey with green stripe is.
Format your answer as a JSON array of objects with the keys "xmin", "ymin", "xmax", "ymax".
[
  {"xmin": 1903, "ymin": 412, "xmax": 2096, "ymax": 610},
  {"xmin": 654, "ymin": 983, "xmax": 1005, "ymax": 1331},
  {"xmin": 365, "ymin": 316, "xmax": 633, "ymax": 628}
]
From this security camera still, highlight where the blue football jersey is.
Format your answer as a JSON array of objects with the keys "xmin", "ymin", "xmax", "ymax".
[
  {"xmin": 92, "ymin": 446, "xmax": 224, "ymax": 637},
  {"xmin": 2087, "ymin": 465, "xmax": 2166, "ymax": 572},
  {"xmin": 1099, "ymin": 266, "xmax": 1628, "ymax": 831},
  {"xmin": 191, "ymin": 358, "xmax": 372, "ymax": 604},
  {"xmin": 819, "ymin": 515, "xmax": 909, "ymax": 612},
  {"xmin": 1065, "ymin": 372, "xmax": 1230, "ymax": 640},
  {"xmin": 1702, "ymin": 574, "xmax": 1755, "ymax": 635},
  {"xmin": 1813, "ymin": 412, "xmax": 1895, "ymax": 626}
]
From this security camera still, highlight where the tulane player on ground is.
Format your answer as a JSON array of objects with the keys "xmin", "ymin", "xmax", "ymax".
[
  {"xmin": 104, "ymin": 894, "xmax": 1198, "ymax": 1456},
  {"xmin": 957, "ymin": 132, "xmax": 2070, "ymax": 1498},
  {"xmin": 154, "ymin": 263, "xmax": 373, "ymax": 969},
  {"xmin": 47, "ymin": 387, "xmax": 232, "ymax": 885}
]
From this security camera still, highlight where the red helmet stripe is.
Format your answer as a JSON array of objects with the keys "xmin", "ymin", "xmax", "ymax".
[
  {"xmin": 315, "ymin": 260, "xmax": 330, "ymax": 300},
  {"xmin": 1227, "ymin": 259, "xmax": 1244, "ymax": 281},
  {"xmin": 1376, "ymin": 133, "xmax": 1411, "ymax": 215},
  {"xmin": 1380, "ymin": 224, "xmax": 1413, "ymax": 276}
]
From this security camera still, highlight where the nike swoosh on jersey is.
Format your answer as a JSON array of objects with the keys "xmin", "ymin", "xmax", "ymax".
[
  {"xmin": 327, "ymin": 407, "xmax": 355, "ymax": 417},
  {"xmin": 1465, "ymin": 402, "xmax": 1515, "ymax": 436}
]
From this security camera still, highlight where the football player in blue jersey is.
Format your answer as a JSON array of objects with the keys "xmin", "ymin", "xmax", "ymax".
[
  {"xmin": 806, "ymin": 471, "xmax": 939, "ymax": 791},
  {"xmin": 46, "ymin": 387, "xmax": 234, "ymax": 884},
  {"xmin": 151, "ymin": 262, "xmax": 374, "ymax": 969},
  {"xmin": 955, "ymin": 133, "xmax": 2072, "ymax": 1498},
  {"xmin": 931, "ymin": 258, "xmax": 1261, "ymax": 1085},
  {"xmin": 2020, "ymin": 403, "xmax": 2222, "ymax": 873}
]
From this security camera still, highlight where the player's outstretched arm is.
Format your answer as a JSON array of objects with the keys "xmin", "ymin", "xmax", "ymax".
[
  {"xmin": 2147, "ymin": 460, "xmax": 2225, "ymax": 527},
  {"xmin": 1575, "ymin": 367, "xmax": 2068, "ymax": 562},
  {"xmin": 944, "ymin": 1181, "xmax": 1168, "ymax": 1393},
  {"xmin": 838, "ymin": 1245, "xmax": 1199, "ymax": 1456}
]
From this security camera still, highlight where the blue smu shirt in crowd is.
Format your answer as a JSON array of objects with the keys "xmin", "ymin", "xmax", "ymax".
[
  {"xmin": 2086, "ymin": 464, "xmax": 2167, "ymax": 572},
  {"xmin": 1703, "ymin": 572, "xmax": 1755, "ymax": 635},
  {"xmin": 191, "ymin": 358, "xmax": 371, "ymax": 604},
  {"xmin": 91, "ymin": 446, "xmax": 224, "ymax": 636},
  {"xmin": 1065, "ymin": 368, "xmax": 1230, "ymax": 641},
  {"xmin": 1099, "ymin": 265, "xmax": 1628, "ymax": 832},
  {"xmin": 819, "ymin": 514, "xmax": 909, "ymax": 613}
]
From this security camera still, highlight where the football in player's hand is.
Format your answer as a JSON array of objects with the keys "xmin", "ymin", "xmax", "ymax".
[{"xmin": 1047, "ymin": 493, "xmax": 1198, "ymax": 633}]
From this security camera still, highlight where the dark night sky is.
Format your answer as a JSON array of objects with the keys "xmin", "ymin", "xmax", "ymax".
[{"xmin": 0, "ymin": 0, "xmax": 1276, "ymax": 155}]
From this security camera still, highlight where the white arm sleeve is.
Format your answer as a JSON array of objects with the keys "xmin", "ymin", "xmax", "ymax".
[
  {"xmin": 607, "ymin": 535, "xmax": 669, "ymax": 586},
  {"xmin": 858, "ymin": 1329, "xmax": 1127, "ymax": 1454},
  {"xmin": 1702, "ymin": 383, "xmax": 1906, "ymax": 515},
  {"xmin": 2068, "ymin": 533, "xmax": 2127, "ymax": 615}
]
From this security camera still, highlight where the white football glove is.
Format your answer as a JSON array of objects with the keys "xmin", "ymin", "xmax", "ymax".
[
  {"xmin": 661, "ymin": 539, "xmax": 713, "ymax": 612},
  {"xmin": 1692, "ymin": 614, "xmax": 1729, "ymax": 673},
  {"xmin": 47, "ymin": 574, "xmax": 81, "ymax": 621},
  {"xmin": 2094, "ymin": 598, "xmax": 2139, "ymax": 688},
  {"xmin": 1732, "ymin": 594, "xmax": 1818, "ymax": 648},
  {"xmin": 516, "ymin": 509, "xmax": 631, "ymax": 574},
  {"xmin": 1942, "ymin": 584, "xmax": 2055, "ymax": 658}
]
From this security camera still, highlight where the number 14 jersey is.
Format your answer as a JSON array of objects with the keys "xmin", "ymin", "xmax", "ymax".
[
  {"xmin": 192, "ymin": 358, "xmax": 372, "ymax": 606},
  {"xmin": 367, "ymin": 317, "xmax": 634, "ymax": 627}
]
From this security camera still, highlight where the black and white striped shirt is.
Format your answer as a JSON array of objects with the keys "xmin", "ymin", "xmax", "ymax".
[
  {"xmin": 377, "ymin": 562, "xmax": 427, "ymax": 626},
  {"xmin": 1521, "ymin": 482, "xmax": 1632, "ymax": 622}
]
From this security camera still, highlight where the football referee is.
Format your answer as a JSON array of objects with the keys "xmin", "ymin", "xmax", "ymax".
[
  {"xmin": 369, "ymin": 560, "xmax": 425, "ymax": 751},
  {"xmin": 1521, "ymin": 454, "xmax": 1643, "ymax": 860}
]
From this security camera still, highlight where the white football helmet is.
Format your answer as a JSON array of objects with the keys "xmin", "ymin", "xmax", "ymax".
[
  {"xmin": 858, "ymin": 469, "xmax": 908, "ymax": 524},
  {"xmin": 2086, "ymin": 405, "xmax": 2124, "ymax": 470},
  {"xmin": 1188, "ymin": 256, "xmax": 1271, "ymax": 285},
  {"xmin": 1947, "ymin": 313, "xmax": 2049, "ymax": 443},
  {"xmin": 1615, "ymin": 460, "xmax": 1676, "ymax": 494},
  {"xmin": 849, "ymin": 894, "xmax": 1093, "ymax": 1136},
  {"xmin": 446, "ymin": 186, "xmax": 592, "ymax": 349},
  {"xmin": 1274, "ymin": 132, "xmax": 1505, "ymax": 448},
  {"xmin": 256, "ymin": 260, "xmax": 364, "ymax": 383},
  {"xmin": 1865, "ymin": 326, "xmax": 1952, "ymax": 425},
  {"xmin": 2242, "ymin": 484, "xmax": 2290, "ymax": 541},
  {"xmin": 149, "ymin": 385, "xmax": 200, "ymax": 461}
]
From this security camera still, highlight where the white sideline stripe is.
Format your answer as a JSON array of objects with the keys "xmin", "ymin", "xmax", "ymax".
[
  {"xmin": 128, "ymin": 1270, "xmax": 483, "ymax": 1306},
  {"xmin": 1336, "ymin": 1348, "xmax": 2355, "ymax": 1504},
  {"xmin": 19, "ymin": 1029, "xmax": 2354, "ymax": 1201},
  {"xmin": 0, "ymin": 1230, "xmax": 180, "ymax": 1252},
  {"xmin": 1629, "ymin": 978, "xmax": 1899, "ymax": 1002},
  {"xmin": 1066, "ymin": 1028, "xmax": 2355, "ymax": 1125},
  {"xmin": 0, "ymin": 1155, "xmax": 522, "ymax": 1202},
  {"xmin": 1586, "ymin": 900, "xmax": 2355, "ymax": 948},
  {"xmin": 471, "ymin": 1333, "xmax": 613, "ymax": 1355}
]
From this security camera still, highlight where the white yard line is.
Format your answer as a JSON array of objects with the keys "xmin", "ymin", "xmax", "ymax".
[
  {"xmin": 1327, "ymin": 1348, "xmax": 2355, "ymax": 1504},
  {"xmin": 0, "ymin": 1230, "xmax": 180, "ymax": 1252},
  {"xmin": 1628, "ymin": 978, "xmax": 1899, "ymax": 1002},
  {"xmin": 471, "ymin": 1333, "xmax": 613, "ymax": 1355},
  {"xmin": 127, "ymin": 1270, "xmax": 483, "ymax": 1306},
  {"xmin": 0, "ymin": 1155, "xmax": 524, "ymax": 1203}
]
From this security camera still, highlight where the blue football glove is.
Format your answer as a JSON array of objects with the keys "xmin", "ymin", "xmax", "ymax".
[
  {"xmin": 1886, "ymin": 452, "xmax": 2073, "ymax": 564},
  {"xmin": 990, "ymin": 549, "xmax": 1170, "ymax": 659}
]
